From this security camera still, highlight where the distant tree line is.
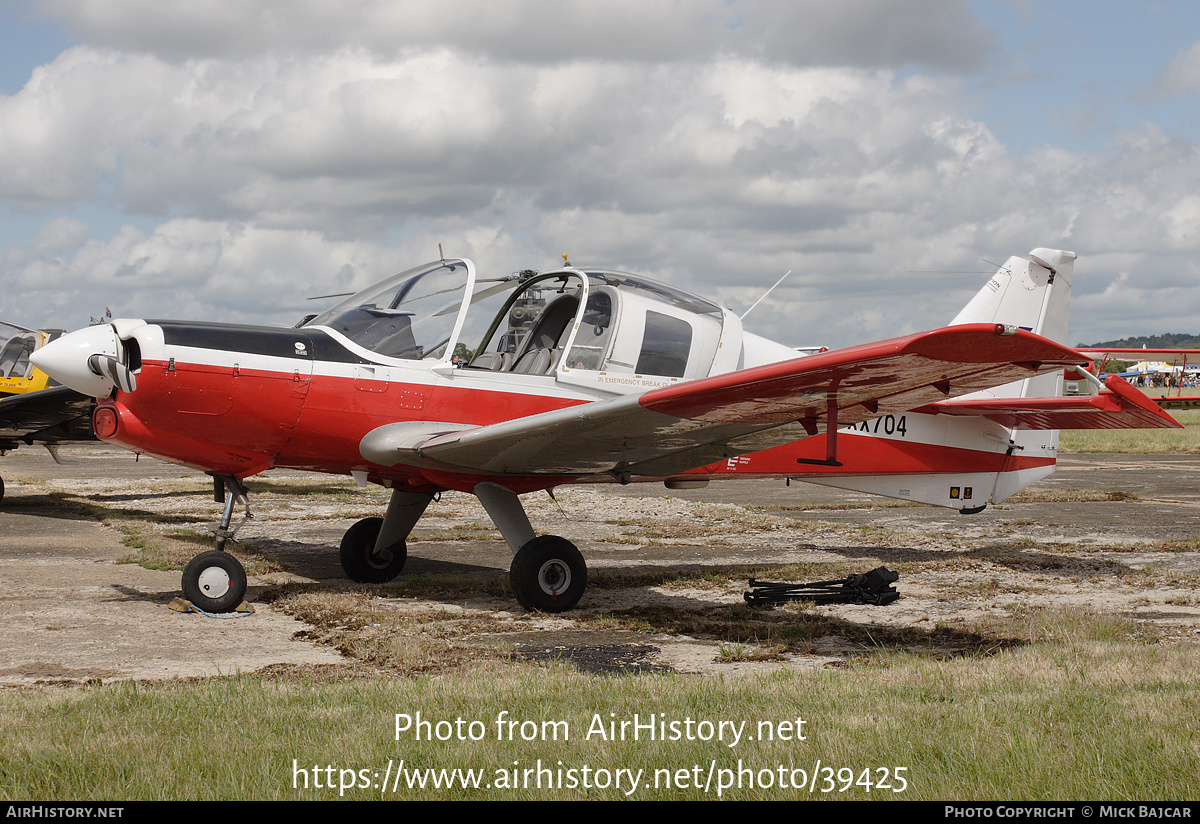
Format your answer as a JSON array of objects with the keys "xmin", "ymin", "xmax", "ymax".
[{"xmin": 1079, "ymin": 332, "xmax": 1200, "ymax": 349}]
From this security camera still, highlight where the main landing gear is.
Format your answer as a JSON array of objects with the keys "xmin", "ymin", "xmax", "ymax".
[
  {"xmin": 475, "ymin": 482, "xmax": 587, "ymax": 613},
  {"xmin": 181, "ymin": 475, "xmax": 250, "ymax": 613},
  {"xmin": 338, "ymin": 490, "xmax": 432, "ymax": 583},
  {"xmin": 508, "ymin": 534, "xmax": 587, "ymax": 613},
  {"xmin": 337, "ymin": 482, "xmax": 588, "ymax": 613}
]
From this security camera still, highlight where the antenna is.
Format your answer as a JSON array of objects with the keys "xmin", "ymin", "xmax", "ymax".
[
  {"xmin": 740, "ymin": 270, "xmax": 792, "ymax": 320},
  {"xmin": 439, "ymin": 243, "xmax": 445, "ymax": 265}
]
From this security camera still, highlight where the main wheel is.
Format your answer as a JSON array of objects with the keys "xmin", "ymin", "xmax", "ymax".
[
  {"xmin": 510, "ymin": 535, "xmax": 587, "ymax": 613},
  {"xmin": 339, "ymin": 517, "xmax": 407, "ymax": 583},
  {"xmin": 182, "ymin": 551, "xmax": 247, "ymax": 613}
]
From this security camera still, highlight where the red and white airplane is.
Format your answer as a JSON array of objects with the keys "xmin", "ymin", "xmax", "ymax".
[{"xmin": 31, "ymin": 247, "xmax": 1178, "ymax": 613}]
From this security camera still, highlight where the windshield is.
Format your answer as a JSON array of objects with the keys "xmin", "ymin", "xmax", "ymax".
[{"xmin": 308, "ymin": 261, "xmax": 474, "ymax": 361}]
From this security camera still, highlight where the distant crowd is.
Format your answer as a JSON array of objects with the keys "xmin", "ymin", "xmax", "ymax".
[{"xmin": 1133, "ymin": 373, "xmax": 1197, "ymax": 389}]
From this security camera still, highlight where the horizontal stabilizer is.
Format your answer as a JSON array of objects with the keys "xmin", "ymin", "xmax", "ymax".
[{"xmin": 929, "ymin": 375, "xmax": 1181, "ymax": 430}]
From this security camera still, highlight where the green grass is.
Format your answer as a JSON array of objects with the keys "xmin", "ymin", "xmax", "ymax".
[
  {"xmin": 7, "ymin": 431, "xmax": 1200, "ymax": 800},
  {"xmin": 0, "ymin": 618, "xmax": 1196, "ymax": 800},
  {"xmin": 1058, "ymin": 409, "xmax": 1200, "ymax": 453}
]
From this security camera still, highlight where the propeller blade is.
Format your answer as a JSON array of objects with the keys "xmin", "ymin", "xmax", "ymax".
[{"xmin": 88, "ymin": 354, "xmax": 137, "ymax": 394}]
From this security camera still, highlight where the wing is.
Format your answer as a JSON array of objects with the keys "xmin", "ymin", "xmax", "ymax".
[
  {"xmin": 0, "ymin": 385, "xmax": 95, "ymax": 450},
  {"xmin": 361, "ymin": 324, "xmax": 1086, "ymax": 480},
  {"xmin": 928, "ymin": 375, "xmax": 1181, "ymax": 430}
]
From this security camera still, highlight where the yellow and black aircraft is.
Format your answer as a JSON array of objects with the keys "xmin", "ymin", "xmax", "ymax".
[{"xmin": 0, "ymin": 321, "xmax": 95, "ymax": 502}]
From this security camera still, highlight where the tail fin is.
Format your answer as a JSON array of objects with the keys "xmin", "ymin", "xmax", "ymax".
[
  {"xmin": 950, "ymin": 248, "xmax": 1076, "ymax": 502},
  {"xmin": 950, "ymin": 248, "xmax": 1075, "ymax": 344},
  {"xmin": 949, "ymin": 248, "xmax": 1076, "ymax": 404}
]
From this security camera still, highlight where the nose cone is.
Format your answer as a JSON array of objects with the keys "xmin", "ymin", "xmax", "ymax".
[{"xmin": 31, "ymin": 324, "xmax": 123, "ymax": 398}]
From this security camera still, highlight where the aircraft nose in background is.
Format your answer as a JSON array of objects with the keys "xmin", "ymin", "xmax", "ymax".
[{"xmin": 30, "ymin": 324, "xmax": 123, "ymax": 398}]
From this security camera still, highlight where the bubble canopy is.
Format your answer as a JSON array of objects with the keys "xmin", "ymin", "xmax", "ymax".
[{"xmin": 306, "ymin": 259, "xmax": 729, "ymax": 382}]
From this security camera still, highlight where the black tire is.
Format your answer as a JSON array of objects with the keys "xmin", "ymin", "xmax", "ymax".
[
  {"xmin": 339, "ymin": 517, "xmax": 407, "ymax": 583},
  {"xmin": 182, "ymin": 551, "xmax": 247, "ymax": 613},
  {"xmin": 509, "ymin": 535, "xmax": 587, "ymax": 613},
  {"xmin": 0, "ymin": 475, "xmax": 5, "ymax": 504}
]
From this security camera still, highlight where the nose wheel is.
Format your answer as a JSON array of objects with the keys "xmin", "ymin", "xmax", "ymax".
[
  {"xmin": 182, "ymin": 550, "xmax": 247, "ymax": 613},
  {"xmin": 510, "ymin": 535, "xmax": 587, "ymax": 613}
]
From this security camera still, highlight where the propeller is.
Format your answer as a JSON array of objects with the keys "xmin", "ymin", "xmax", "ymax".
[
  {"xmin": 88, "ymin": 353, "xmax": 137, "ymax": 394},
  {"xmin": 30, "ymin": 324, "xmax": 133, "ymax": 398}
]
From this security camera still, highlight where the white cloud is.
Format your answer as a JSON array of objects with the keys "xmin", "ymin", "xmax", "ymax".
[
  {"xmin": 34, "ymin": 0, "xmax": 993, "ymax": 70},
  {"xmin": 1150, "ymin": 40, "xmax": 1200, "ymax": 96},
  {"xmin": 2, "ymin": 3, "xmax": 1199, "ymax": 351}
]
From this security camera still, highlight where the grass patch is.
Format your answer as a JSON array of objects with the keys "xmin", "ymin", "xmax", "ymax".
[
  {"xmin": 417, "ymin": 524, "xmax": 500, "ymax": 542},
  {"xmin": 269, "ymin": 589, "xmax": 519, "ymax": 674},
  {"xmin": 1, "ymin": 623, "xmax": 1197, "ymax": 800},
  {"xmin": 1007, "ymin": 488, "xmax": 1140, "ymax": 504},
  {"xmin": 718, "ymin": 642, "xmax": 787, "ymax": 662},
  {"xmin": 1058, "ymin": 409, "xmax": 1200, "ymax": 453}
]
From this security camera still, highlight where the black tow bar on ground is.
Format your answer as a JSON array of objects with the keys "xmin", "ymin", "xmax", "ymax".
[{"xmin": 744, "ymin": 567, "xmax": 900, "ymax": 606}]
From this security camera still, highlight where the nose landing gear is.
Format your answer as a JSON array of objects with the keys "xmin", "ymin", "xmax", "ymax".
[{"xmin": 180, "ymin": 475, "xmax": 250, "ymax": 613}]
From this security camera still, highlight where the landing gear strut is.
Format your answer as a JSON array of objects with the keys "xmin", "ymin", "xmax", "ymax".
[
  {"xmin": 329, "ymin": 481, "xmax": 589, "ymax": 611},
  {"xmin": 181, "ymin": 475, "xmax": 250, "ymax": 613},
  {"xmin": 474, "ymin": 481, "xmax": 588, "ymax": 613}
]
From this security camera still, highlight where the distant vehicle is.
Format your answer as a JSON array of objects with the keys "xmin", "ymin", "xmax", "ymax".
[
  {"xmin": 0, "ymin": 321, "xmax": 95, "ymax": 502},
  {"xmin": 33, "ymin": 248, "xmax": 1178, "ymax": 613}
]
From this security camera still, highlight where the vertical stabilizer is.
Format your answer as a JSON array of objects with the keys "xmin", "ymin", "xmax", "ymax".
[
  {"xmin": 950, "ymin": 249, "xmax": 1075, "ymax": 405},
  {"xmin": 950, "ymin": 248, "xmax": 1075, "ymax": 343},
  {"xmin": 950, "ymin": 248, "xmax": 1077, "ymax": 502}
]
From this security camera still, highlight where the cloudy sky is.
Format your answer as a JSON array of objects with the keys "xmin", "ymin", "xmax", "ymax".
[{"xmin": 2, "ymin": 1, "xmax": 1199, "ymax": 349}]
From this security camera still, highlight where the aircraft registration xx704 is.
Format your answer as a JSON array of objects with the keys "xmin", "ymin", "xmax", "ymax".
[{"xmin": 31, "ymin": 248, "xmax": 1178, "ymax": 613}]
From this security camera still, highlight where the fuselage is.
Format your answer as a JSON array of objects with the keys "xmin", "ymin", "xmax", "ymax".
[{"xmin": 32, "ymin": 256, "xmax": 1057, "ymax": 506}]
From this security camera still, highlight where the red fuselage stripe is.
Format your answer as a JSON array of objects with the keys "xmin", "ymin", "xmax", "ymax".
[{"xmin": 99, "ymin": 357, "xmax": 1052, "ymax": 487}]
